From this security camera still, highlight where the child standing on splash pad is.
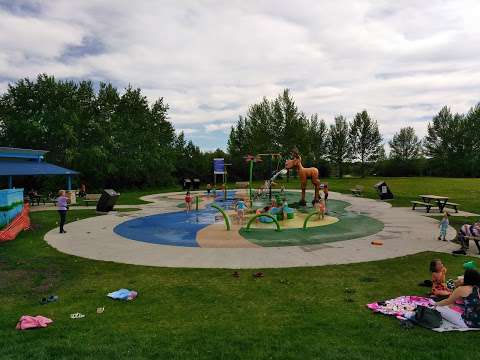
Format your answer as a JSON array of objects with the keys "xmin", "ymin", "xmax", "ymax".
[
  {"xmin": 323, "ymin": 184, "xmax": 329, "ymax": 203},
  {"xmin": 184, "ymin": 191, "xmax": 193, "ymax": 212},
  {"xmin": 236, "ymin": 199, "xmax": 247, "ymax": 225}
]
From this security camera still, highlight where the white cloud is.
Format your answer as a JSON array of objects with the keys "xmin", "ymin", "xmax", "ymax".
[
  {"xmin": 204, "ymin": 123, "xmax": 234, "ymax": 133},
  {"xmin": 0, "ymin": 0, "xmax": 480, "ymax": 149},
  {"xmin": 175, "ymin": 128, "xmax": 197, "ymax": 135}
]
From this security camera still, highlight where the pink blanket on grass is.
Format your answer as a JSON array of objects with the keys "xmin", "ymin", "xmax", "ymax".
[
  {"xmin": 16, "ymin": 315, "xmax": 53, "ymax": 330},
  {"xmin": 367, "ymin": 296, "xmax": 480, "ymax": 332},
  {"xmin": 367, "ymin": 296, "xmax": 434, "ymax": 320}
]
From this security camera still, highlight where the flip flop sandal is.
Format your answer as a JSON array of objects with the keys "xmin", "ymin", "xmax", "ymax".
[
  {"xmin": 252, "ymin": 272, "xmax": 264, "ymax": 278},
  {"xmin": 96, "ymin": 307, "xmax": 105, "ymax": 314},
  {"xmin": 47, "ymin": 295, "xmax": 59, "ymax": 303},
  {"xmin": 399, "ymin": 320, "xmax": 415, "ymax": 329},
  {"xmin": 70, "ymin": 313, "xmax": 85, "ymax": 319},
  {"xmin": 39, "ymin": 297, "xmax": 48, "ymax": 305}
]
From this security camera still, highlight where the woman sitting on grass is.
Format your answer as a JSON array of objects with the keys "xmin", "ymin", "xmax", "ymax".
[{"xmin": 435, "ymin": 269, "xmax": 480, "ymax": 328}]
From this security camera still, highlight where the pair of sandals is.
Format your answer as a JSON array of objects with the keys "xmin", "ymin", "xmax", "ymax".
[
  {"xmin": 39, "ymin": 295, "xmax": 58, "ymax": 305},
  {"xmin": 70, "ymin": 313, "xmax": 85, "ymax": 319},
  {"xmin": 70, "ymin": 307, "xmax": 105, "ymax": 319}
]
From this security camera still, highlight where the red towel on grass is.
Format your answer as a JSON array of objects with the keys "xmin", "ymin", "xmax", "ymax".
[{"xmin": 16, "ymin": 315, "xmax": 53, "ymax": 330}]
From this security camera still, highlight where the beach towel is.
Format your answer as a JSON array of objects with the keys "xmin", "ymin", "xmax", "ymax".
[
  {"xmin": 367, "ymin": 296, "xmax": 434, "ymax": 320},
  {"xmin": 107, "ymin": 289, "xmax": 138, "ymax": 301},
  {"xmin": 16, "ymin": 315, "xmax": 53, "ymax": 330},
  {"xmin": 367, "ymin": 296, "xmax": 480, "ymax": 332}
]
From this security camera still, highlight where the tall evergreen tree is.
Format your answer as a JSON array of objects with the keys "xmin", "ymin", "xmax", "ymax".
[
  {"xmin": 389, "ymin": 126, "xmax": 422, "ymax": 160},
  {"xmin": 327, "ymin": 116, "xmax": 350, "ymax": 178},
  {"xmin": 349, "ymin": 110, "xmax": 383, "ymax": 177}
]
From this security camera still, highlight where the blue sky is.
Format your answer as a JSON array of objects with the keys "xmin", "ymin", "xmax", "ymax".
[{"xmin": 1, "ymin": 0, "xmax": 480, "ymax": 150}]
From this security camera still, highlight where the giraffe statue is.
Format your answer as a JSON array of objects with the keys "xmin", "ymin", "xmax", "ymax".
[{"xmin": 284, "ymin": 151, "xmax": 320, "ymax": 206}]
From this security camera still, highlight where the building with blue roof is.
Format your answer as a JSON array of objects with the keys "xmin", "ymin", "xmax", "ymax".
[{"xmin": 0, "ymin": 147, "xmax": 79, "ymax": 189}]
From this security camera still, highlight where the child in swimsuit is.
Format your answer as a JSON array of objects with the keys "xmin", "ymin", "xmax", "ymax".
[
  {"xmin": 236, "ymin": 199, "xmax": 247, "ymax": 225},
  {"xmin": 185, "ymin": 191, "xmax": 193, "ymax": 212}
]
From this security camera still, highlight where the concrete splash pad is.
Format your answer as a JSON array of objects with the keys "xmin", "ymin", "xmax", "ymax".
[{"xmin": 44, "ymin": 191, "xmax": 458, "ymax": 268}]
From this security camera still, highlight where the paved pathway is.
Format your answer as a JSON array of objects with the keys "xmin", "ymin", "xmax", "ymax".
[{"xmin": 44, "ymin": 191, "xmax": 462, "ymax": 269}]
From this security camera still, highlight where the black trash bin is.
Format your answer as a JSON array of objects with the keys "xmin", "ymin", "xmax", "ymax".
[
  {"xmin": 183, "ymin": 178, "xmax": 192, "ymax": 190},
  {"xmin": 374, "ymin": 181, "xmax": 393, "ymax": 200},
  {"xmin": 96, "ymin": 189, "xmax": 120, "ymax": 213},
  {"xmin": 193, "ymin": 178, "xmax": 200, "ymax": 190}
]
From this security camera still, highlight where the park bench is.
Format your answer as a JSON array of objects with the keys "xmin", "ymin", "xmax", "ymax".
[
  {"xmin": 235, "ymin": 181, "xmax": 249, "ymax": 189},
  {"xmin": 464, "ymin": 236, "xmax": 480, "ymax": 253},
  {"xmin": 411, "ymin": 201, "xmax": 433, "ymax": 213},
  {"xmin": 84, "ymin": 194, "xmax": 101, "ymax": 207},
  {"xmin": 443, "ymin": 202, "xmax": 460, "ymax": 213},
  {"xmin": 350, "ymin": 185, "xmax": 363, "ymax": 197}
]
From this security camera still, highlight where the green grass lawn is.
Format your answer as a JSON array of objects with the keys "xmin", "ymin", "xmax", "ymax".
[
  {"xmin": 1, "ymin": 209, "xmax": 480, "ymax": 359},
  {"xmin": 258, "ymin": 177, "xmax": 480, "ymax": 213}
]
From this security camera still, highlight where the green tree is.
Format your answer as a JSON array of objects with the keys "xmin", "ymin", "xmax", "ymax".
[
  {"xmin": 227, "ymin": 89, "xmax": 322, "ymax": 180},
  {"xmin": 327, "ymin": 116, "xmax": 350, "ymax": 178},
  {"xmin": 424, "ymin": 106, "xmax": 466, "ymax": 176},
  {"xmin": 307, "ymin": 113, "xmax": 328, "ymax": 162},
  {"xmin": 349, "ymin": 110, "xmax": 383, "ymax": 177},
  {"xmin": 389, "ymin": 126, "xmax": 422, "ymax": 160},
  {"xmin": 0, "ymin": 75, "xmax": 179, "ymax": 189}
]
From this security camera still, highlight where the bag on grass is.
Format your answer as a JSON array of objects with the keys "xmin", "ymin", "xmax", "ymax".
[{"xmin": 414, "ymin": 306, "xmax": 442, "ymax": 329}]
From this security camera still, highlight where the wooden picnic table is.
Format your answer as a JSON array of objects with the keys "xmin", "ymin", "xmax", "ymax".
[
  {"xmin": 418, "ymin": 195, "xmax": 449, "ymax": 212},
  {"xmin": 29, "ymin": 194, "xmax": 46, "ymax": 206}
]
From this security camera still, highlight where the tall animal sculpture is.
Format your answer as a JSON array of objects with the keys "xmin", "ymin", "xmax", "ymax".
[{"xmin": 285, "ymin": 155, "xmax": 320, "ymax": 206}]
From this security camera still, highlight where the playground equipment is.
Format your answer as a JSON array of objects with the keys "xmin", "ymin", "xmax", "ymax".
[
  {"xmin": 303, "ymin": 211, "xmax": 321, "ymax": 230},
  {"xmin": 252, "ymin": 168, "xmax": 287, "ymax": 202},
  {"xmin": 285, "ymin": 152, "xmax": 320, "ymax": 206},
  {"xmin": 245, "ymin": 153, "xmax": 282, "ymax": 201},
  {"xmin": 210, "ymin": 203, "xmax": 231, "ymax": 231},
  {"xmin": 246, "ymin": 213, "xmax": 281, "ymax": 231}
]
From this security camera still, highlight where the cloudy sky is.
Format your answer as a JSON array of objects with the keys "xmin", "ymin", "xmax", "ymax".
[{"xmin": 1, "ymin": 0, "xmax": 479, "ymax": 150}]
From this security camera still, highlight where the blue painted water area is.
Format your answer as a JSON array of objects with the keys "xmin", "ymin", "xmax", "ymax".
[{"xmin": 113, "ymin": 191, "xmax": 237, "ymax": 247}]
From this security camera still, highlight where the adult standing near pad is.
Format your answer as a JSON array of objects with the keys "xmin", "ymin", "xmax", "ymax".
[{"xmin": 57, "ymin": 190, "xmax": 69, "ymax": 234}]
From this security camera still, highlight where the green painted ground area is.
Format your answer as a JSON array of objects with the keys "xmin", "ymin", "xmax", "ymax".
[{"xmin": 241, "ymin": 192, "xmax": 384, "ymax": 247}]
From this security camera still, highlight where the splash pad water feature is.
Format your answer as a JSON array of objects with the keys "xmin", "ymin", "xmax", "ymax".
[{"xmin": 113, "ymin": 189, "xmax": 383, "ymax": 248}]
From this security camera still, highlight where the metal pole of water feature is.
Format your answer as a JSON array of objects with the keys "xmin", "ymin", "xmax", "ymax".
[
  {"xmin": 195, "ymin": 195, "xmax": 199, "ymax": 211},
  {"xmin": 268, "ymin": 155, "xmax": 272, "ymax": 200},
  {"xmin": 249, "ymin": 160, "xmax": 253, "ymax": 202}
]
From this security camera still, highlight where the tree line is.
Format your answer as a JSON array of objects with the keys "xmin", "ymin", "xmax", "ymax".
[
  {"xmin": 0, "ymin": 75, "xmax": 478, "ymax": 191},
  {"xmin": 227, "ymin": 90, "xmax": 480, "ymax": 180},
  {"xmin": 0, "ymin": 74, "xmax": 224, "ymax": 190}
]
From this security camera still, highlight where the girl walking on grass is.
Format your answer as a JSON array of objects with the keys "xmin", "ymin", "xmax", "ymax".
[{"xmin": 57, "ymin": 190, "xmax": 69, "ymax": 234}]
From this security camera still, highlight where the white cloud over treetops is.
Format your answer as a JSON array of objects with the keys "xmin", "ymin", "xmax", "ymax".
[{"xmin": 1, "ymin": 0, "xmax": 479, "ymax": 150}]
